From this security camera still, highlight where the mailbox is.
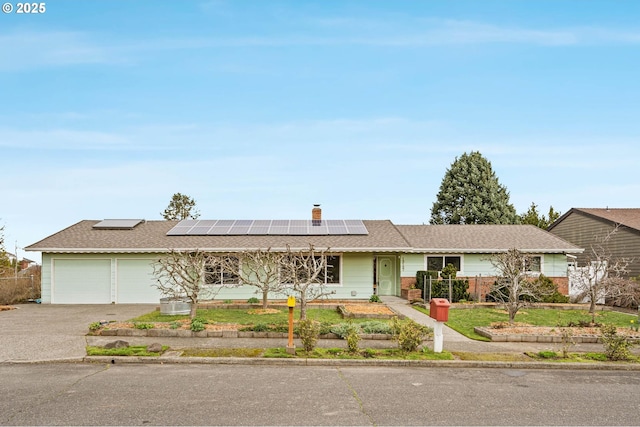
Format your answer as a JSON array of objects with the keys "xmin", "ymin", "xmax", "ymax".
[{"xmin": 429, "ymin": 298, "xmax": 451, "ymax": 322}]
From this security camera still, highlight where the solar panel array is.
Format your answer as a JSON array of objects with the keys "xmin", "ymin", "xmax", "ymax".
[
  {"xmin": 166, "ymin": 219, "xmax": 368, "ymax": 236},
  {"xmin": 93, "ymin": 219, "xmax": 144, "ymax": 229}
]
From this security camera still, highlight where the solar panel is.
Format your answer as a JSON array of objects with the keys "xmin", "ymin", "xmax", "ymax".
[
  {"xmin": 166, "ymin": 219, "xmax": 368, "ymax": 235},
  {"xmin": 93, "ymin": 219, "xmax": 144, "ymax": 229}
]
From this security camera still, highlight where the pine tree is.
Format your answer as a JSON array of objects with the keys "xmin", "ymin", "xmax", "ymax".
[
  {"xmin": 161, "ymin": 193, "xmax": 201, "ymax": 220},
  {"xmin": 519, "ymin": 203, "xmax": 561, "ymax": 229},
  {"xmin": 430, "ymin": 151, "xmax": 517, "ymax": 224}
]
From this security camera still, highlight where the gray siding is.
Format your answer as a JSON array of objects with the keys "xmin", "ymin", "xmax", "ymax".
[{"xmin": 550, "ymin": 212, "xmax": 640, "ymax": 277}]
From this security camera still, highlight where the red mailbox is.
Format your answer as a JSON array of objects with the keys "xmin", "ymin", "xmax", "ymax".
[{"xmin": 429, "ymin": 298, "xmax": 451, "ymax": 322}]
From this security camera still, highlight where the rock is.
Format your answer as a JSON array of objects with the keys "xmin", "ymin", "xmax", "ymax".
[
  {"xmin": 104, "ymin": 340, "xmax": 129, "ymax": 349},
  {"xmin": 146, "ymin": 343, "xmax": 163, "ymax": 353}
]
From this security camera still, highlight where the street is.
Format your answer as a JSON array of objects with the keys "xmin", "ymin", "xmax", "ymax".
[{"xmin": 1, "ymin": 363, "xmax": 639, "ymax": 426}]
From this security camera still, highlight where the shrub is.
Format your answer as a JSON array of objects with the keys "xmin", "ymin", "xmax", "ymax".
[
  {"xmin": 344, "ymin": 322, "xmax": 361, "ymax": 353},
  {"xmin": 440, "ymin": 263, "xmax": 457, "ymax": 279},
  {"xmin": 297, "ymin": 318, "xmax": 320, "ymax": 352},
  {"xmin": 391, "ymin": 317, "xmax": 431, "ymax": 352},
  {"xmin": 223, "ymin": 299, "xmax": 233, "ymax": 304},
  {"xmin": 247, "ymin": 297, "xmax": 260, "ymax": 304},
  {"xmin": 600, "ymin": 324, "xmax": 635, "ymax": 361},
  {"xmin": 88, "ymin": 322, "xmax": 102, "ymax": 332},
  {"xmin": 170, "ymin": 321, "xmax": 180, "ymax": 330},
  {"xmin": 416, "ymin": 270, "xmax": 470, "ymax": 302},
  {"xmin": 359, "ymin": 320, "xmax": 393, "ymax": 335},
  {"xmin": 190, "ymin": 318, "xmax": 206, "ymax": 332},
  {"xmin": 330, "ymin": 323, "xmax": 355, "ymax": 338},
  {"xmin": 369, "ymin": 294, "xmax": 381, "ymax": 303}
]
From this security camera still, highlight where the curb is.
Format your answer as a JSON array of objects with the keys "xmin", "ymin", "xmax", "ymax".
[{"xmin": 75, "ymin": 355, "xmax": 640, "ymax": 371}]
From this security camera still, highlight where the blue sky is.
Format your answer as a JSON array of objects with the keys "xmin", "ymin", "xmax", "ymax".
[{"xmin": 2, "ymin": 0, "xmax": 639, "ymax": 261}]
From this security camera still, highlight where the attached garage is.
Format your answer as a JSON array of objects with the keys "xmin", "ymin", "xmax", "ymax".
[
  {"xmin": 116, "ymin": 259, "xmax": 159, "ymax": 303},
  {"xmin": 53, "ymin": 259, "xmax": 111, "ymax": 303}
]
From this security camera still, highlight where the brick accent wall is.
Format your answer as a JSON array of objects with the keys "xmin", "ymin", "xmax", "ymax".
[
  {"xmin": 401, "ymin": 276, "xmax": 417, "ymax": 290},
  {"xmin": 461, "ymin": 275, "xmax": 570, "ymax": 301}
]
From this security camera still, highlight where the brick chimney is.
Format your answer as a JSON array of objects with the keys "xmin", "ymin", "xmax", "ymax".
[{"xmin": 312, "ymin": 204, "xmax": 322, "ymax": 225}]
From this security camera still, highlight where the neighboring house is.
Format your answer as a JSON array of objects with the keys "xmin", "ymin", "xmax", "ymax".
[
  {"xmin": 25, "ymin": 207, "xmax": 583, "ymax": 304},
  {"xmin": 548, "ymin": 208, "xmax": 640, "ymax": 278}
]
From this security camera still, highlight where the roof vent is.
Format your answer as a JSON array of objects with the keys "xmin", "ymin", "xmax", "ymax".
[{"xmin": 93, "ymin": 219, "xmax": 145, "ymax": 230}]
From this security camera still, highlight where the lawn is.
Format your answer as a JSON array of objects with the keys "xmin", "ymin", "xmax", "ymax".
[
  {"xmin": 181, "ymin": 347, "xmax": 454, "ymax": 360},
  {"xmin": 414, "ymin": 306, "xmax": 637, "ymax": 341}
]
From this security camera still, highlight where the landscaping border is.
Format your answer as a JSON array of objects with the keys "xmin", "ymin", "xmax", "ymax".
[{"xmin": 474, "ymin": 327, "xmax": 640, "ymax": 343}]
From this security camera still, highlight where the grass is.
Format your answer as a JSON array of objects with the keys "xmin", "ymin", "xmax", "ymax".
[
  {"xmin": 86, "ymin": 345, "xmax": 168, "ymax": 357},
  {"xmin": 263, "ymin": 347, "xmax": 454, "ymax": 360},
  {"xmin": 130, "ymin": 307, "xmax": 385, "ymax": 327},
  {"xmin": 413, "ymin": 305, "xmax": 638, "ymax": 341},
  {"xmin": 526, "ymin": 351, "xmax": 640, "ymax": 363}
]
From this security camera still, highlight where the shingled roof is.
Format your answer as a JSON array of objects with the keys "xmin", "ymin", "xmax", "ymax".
[
  {"xmin": 25, "ymin": 219, "xmax": 582, "ymax": 254},
  {"xmin": 25, "ymin": 220, "xmax": 412, "ymax": 253},
  {"xmin": 548, "ymin": 208, "xmax": 640, "ymax": 233},
  {"xmin": 396, "ymin": 224, "xmax": 582, "ymax": 253}
]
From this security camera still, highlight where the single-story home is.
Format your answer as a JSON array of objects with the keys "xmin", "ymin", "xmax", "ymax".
[
  {"xmin": 26, "ymin": 207, "xmax": 583, "ymax": 304},
  {"xmin": 548, "ymin": 207, "xmax": 640, "ymax": 278}
]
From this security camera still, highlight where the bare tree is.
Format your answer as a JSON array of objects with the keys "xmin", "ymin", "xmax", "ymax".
[
  {"xmin": 569, "ymin": 225, "xmax": 634, "ymax": 320},
  {"xmin": 228, "ymin": 248, "xmax": 288, "ymax": 309},
  {"xmin": 280, "ymin": 245, "xmax": 336, "ymax": 320},
  {"xmin": 152, "ymin": 249, "xmax": 235, "ymax": 318},
  {"xmin": 488, "ymin": 248, "xmax": 553, "ymax": 324}
]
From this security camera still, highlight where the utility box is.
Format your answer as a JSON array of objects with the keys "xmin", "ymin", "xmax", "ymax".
[{"xmin": 429, "ymin": 298, "xmax": 451, "ymax": 322}]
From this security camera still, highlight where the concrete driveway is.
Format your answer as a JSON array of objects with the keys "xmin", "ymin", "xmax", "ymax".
[{"xmin": 0, "ymin": 303, "xmax": 155, "ymax": 363}]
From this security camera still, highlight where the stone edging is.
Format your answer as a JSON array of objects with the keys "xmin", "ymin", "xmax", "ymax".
[{"xmin": 474, "ymin": 327, "xmax": 640, "ymax": 344}]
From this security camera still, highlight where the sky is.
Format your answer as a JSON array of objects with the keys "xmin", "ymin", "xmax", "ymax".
[{"xmin": 2, "ymin": 0, "xmax": 639, "ymax": 262}]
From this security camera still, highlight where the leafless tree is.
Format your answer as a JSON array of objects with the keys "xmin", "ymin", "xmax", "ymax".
[
  {"xmin": 488, "ymin": 248, "xmax": 554, "ymax": 324},
  {"xmin": 152, "ymin": 249, "xmax": 236, "ymax": 319},
  {"xmin": 280, "ymin": 245, "xmax": 336, "ymax": 320},
  {"xmin": 228, "ymin": 248, "xmax": 288, "ymax": 309},
  {"xmin": 569, "ymin": 225, "xmax": 634, "ymax": 319}
]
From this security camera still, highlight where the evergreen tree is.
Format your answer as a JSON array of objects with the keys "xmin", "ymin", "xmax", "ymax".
[
  {"xmin": 161, "ymin": 193, "xmax": 201, "ymax": 220},
  {"xmin": 430, "ymin": 151, "xmax": 517, "ymax": 224},
  {"xmin": 519, "ymin": 203, "xmax": 561, "ymax": 229}
]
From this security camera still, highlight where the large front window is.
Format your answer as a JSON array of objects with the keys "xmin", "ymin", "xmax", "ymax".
[
  {"xmin": 427, "ymin": 255, "xmax": 461, "ymax": 273},
  {"xmin": 205, "ymin": 256, "xmax": 239, "ymax": 285},
  {"xmin": 282, "ymin": 255, "xmax": 341, "ymax": 285}
]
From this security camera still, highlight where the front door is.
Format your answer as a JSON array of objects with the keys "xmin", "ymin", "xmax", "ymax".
[{"xmin": 377, "ymin": 256, "xmax": 396, "ymax": 296}]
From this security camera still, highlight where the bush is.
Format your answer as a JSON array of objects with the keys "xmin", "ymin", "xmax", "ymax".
[
  {"xmin": 190, "ymin": 318, "xmax": 206, "ymax": 332},
  {"xmin": 600, "ymin": 324, "xmax": 635, "ymax": 361},
  {"xmin": 369, "ymin": 294, "xmax": 381, "ymax": 303},
  {"xmin": 358, "ymin": 320, "xmax": 393, "ymax": 335},
  {"xmin": 247, "ymin": 297, "xmax": 260, "ymax": 304},
  {"xmin": 416, "ymin": 270, "xmax": 469, "ymax": 302},
  {"xmin": 344, "ymin": 323, "xmax": 361, "ymax": 353},
  {"xmin": 391, "ymin": 317, "xmax": 431, "ymax": 352},
  {"xmin": 297, "ymin": 319, "xmax": 320, "ymax": 352}
]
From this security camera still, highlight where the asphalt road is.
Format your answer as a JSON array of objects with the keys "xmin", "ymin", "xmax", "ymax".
[{"xmin": 2, "ymin": 364, "xmax": 639, "ymax": 426}]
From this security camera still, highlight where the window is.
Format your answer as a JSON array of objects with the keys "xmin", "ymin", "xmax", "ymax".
[
  {"xmin": 525, "ymin": 256, "xmax": 542, "ymax": 273},
  {"xmin": 322, "ymin": 255, "xmax": 341, "ymax": 284},
  {"xmin": 282, "ymin": 255, "xmax": 341, "ymax": 285},
  {"xmin": 426, "ymin": 256, "xmax": 461, "ymax": 273},
  {"xmin": 205, "ymin": 256, "xmax": 239, "ymax": 285}
]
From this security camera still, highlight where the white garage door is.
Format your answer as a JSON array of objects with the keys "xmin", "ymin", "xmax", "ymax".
[
  {"xmin": 116, "ymin": 259, "xmax": 160, "ymax": 303},
  {"xmin": 53, "ymin": 259, "xmax": 111, "ymax": 303}
]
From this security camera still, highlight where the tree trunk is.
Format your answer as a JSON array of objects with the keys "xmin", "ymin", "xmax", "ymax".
[
  {"xmin": 190, "ymin": 301, "xmax": 198, "ymax": 319},
  {"xmin": 262, "ymin": 290, "xmax": 269, "ymax": 309},
  {"xmin": 299, "ymin": 297, "xmax": 308, "ymax": 320}
]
